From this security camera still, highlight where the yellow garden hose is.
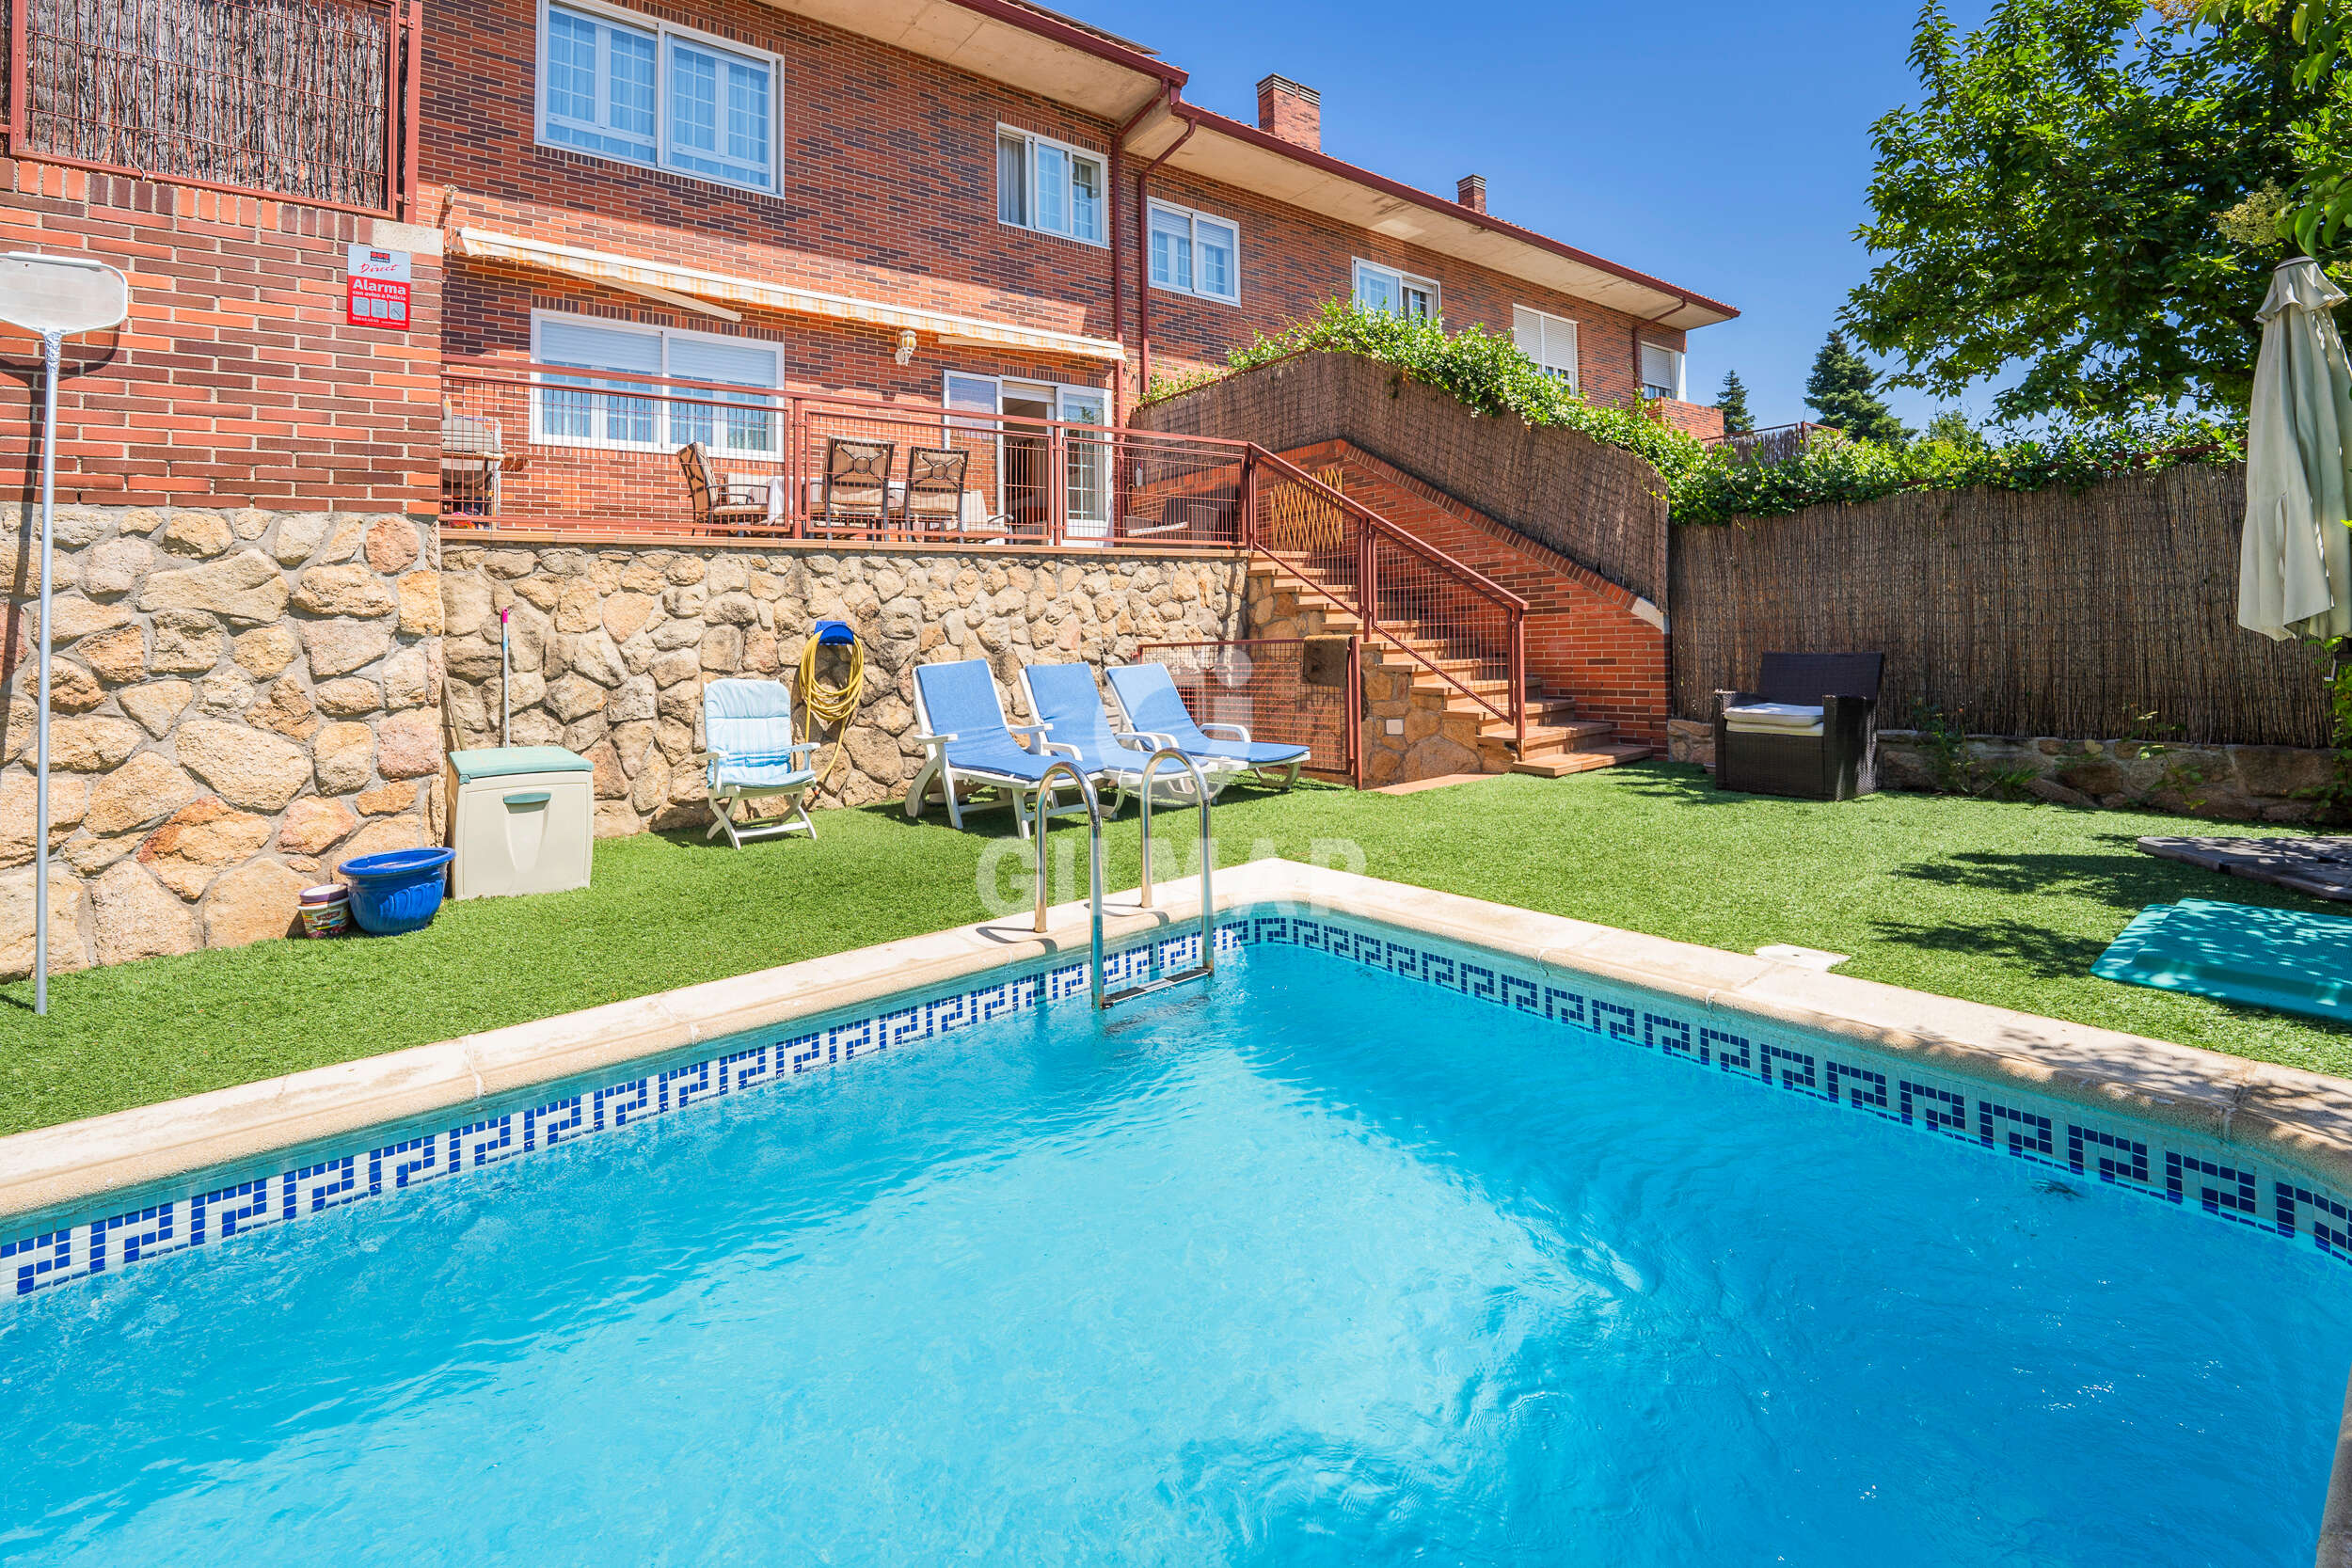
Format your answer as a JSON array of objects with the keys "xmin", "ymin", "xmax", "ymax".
[{"xmin": 797, "ymin": 628, "xmax": 864, "ymax": 791}]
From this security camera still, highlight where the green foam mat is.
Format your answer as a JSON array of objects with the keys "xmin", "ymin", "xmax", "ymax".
[{"xmin": 2091, "ymin": 898, "xmax": 2352, "ymax": 1022}]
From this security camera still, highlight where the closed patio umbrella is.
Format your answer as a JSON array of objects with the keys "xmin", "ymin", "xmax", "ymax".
[{"xmin": 2237, "ymin": 257, "xmax": 2352, "ymax": 642}]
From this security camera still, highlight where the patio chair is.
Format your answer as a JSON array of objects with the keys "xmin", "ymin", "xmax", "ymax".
[
  {"xmin": 905, "ymin": 659, "xmax": 1087, "ymax": 837},
  {"xmin": 1016, "ymin": 662, "xmax": 1180, "ymax": 811},
  {"xmin": 1712, "ymin": 651, "xmax": 1884, "ymax": 801},
  {"xmin": 900, "ymin": 446, "xmax": 969, "ymax": 535},
  {"xmin": 819, "ymin": 437, "xmax": 895, "ymax": 533},
  {"xmin": 1105, "ymin": 660, "xmax": 1309, "ymax": 790},
  {"xmin": 679, "ymin": 442, "xmax": 770, "ymax": 534},
  {"xmin": 440, "ymin": 405, "xmax": 503, "ymax": 522},
  {"xmin": 698, "ymin": 678, "xmax": 820, "ymax": 847}
]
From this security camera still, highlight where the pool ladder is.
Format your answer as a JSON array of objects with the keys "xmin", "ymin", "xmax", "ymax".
[{"xmin": 1030, "ymin": 750, "xmax": 1216, "ymax": 1010}]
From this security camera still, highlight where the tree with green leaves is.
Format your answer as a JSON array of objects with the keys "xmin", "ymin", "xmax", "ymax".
[
  {"xmin": 1845, "ymin": 0, "xmax": 2331, "ymax": 422},
  {"xmin": 1923, "ymin": 408, "xmax": 1988, "ymax": 451},
  {"xmin": 1805, "ymin": 332, "xmax": 1909, "ymax": 444},
  {"xmin": 2181, "ymin": 1, "xmax": 2352, "ymax": 256},
  {"xmin": 1714, "ymin": 370, "xmax": 1756, "ymax": 435}
]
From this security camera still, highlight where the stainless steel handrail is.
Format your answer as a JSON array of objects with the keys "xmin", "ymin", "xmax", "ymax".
[
  {"xmin": 1031, "ymin": 759, "xmax": 1106, "ymax": 1010},
  {"xmin": 1112, "ymin": 748, "xmax": 1216, "ymax": 1006}
]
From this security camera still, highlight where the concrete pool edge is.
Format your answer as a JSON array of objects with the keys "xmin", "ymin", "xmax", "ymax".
[
  {"xmin": 8, "ymin": 856, "xmax": 2352, "ymax": 1221},
  {"xmin": 10, "ymin": 858, "xmax": 2352, "ymax": 1563}
]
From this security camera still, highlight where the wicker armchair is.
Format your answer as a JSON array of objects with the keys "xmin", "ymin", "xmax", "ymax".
[
  {"xmin": 901, "ymin": 446, "xmax": 968, "ymax": 534},
  {"xmin": 1712, "ymin": 651, "xmax": 1884, "ymax": 800},
  {"xmin": 678, "ymin": 442, "xmax": 769, "ymax": 533},
  {"xmin": 819, "ymin": 437, "xmax": 894, "ymax": 533}
]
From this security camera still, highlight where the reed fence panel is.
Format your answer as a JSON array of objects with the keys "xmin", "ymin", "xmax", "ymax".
[
  {"xmin": 1135, "ymin": 351, "xmax": 1670, "ymax": 606},
  {"xmin": 8, "ymin": 0, "xmax": 398, "ymax": 211},
  {"xmin": 1671, "ymin": 464, "xmax": 2336, "ymax": 749}
]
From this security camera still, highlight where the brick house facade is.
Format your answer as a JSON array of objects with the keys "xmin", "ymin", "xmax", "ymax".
[
  {"xmin": 2, "ymin": 0, "xmax": 1734, "ymax": 518},
  {"xmin": 420, "ymin": 0, "xmax": 1732, "ymax": 454}
]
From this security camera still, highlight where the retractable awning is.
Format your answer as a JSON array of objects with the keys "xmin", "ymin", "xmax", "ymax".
[{"xmin": 453, "ymin": 228, "xmax": 1127, "ymax": 362}]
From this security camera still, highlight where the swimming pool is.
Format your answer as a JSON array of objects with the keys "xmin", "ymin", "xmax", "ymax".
[{"xmin": 5, "ymin": 895, "xmax": 2349, "ymax": 1565}]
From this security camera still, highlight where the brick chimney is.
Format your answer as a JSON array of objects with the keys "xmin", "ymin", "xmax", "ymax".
[
  {"xmin": 1256, "ymin": 74, "xmax": 1321, "ymax": 152},
  {"xmin": 1456, "ymin": 174, "xmax": 1486, "ymax": 214}
]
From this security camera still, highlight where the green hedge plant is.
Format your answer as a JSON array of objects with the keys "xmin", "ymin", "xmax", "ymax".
[{"xmin": 1140, "ymin": 301, "xmax": 2245, "ymax": 526}]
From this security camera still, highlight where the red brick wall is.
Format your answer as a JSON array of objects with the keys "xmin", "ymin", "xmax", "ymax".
[
  {"xmin": 421, "ymin": 0, "xmax": 1684, "ymax": 441},
  {"xmin": 1656, "ymin": 399, "xmax": 1725, "ymax": 441},
  {"xmin": 0, "ymin": 159, "xmax": 439, "ymax": 512},
  {"xmin": 1137, "ymin": 164, "xmax": 1689, "ymax": 409},
  {"xmin": 422, "ymin": 0, "xmax": 1123, "ymax": 345},
  {"xmin": 1284, "ymin": 437, "xmax": 1669, "ymax": 746}
]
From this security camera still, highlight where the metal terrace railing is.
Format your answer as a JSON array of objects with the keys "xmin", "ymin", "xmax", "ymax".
[
  {"xmin": 1246, "ymin": 448, "xmax": 1527, "ymax": 755},
  {"xmin": 0, "ymin": 0, "xmax": 422, "ymax": 217},
  {"xmin": 1703, "ymin": 420, "xmax": 1842, "ymax": 466},
  {"xmin": 439, "ymin": 363, "xmax": 1529, "ymax": 757},
  {"xmin": 439, "ymin": 365, "xmax": 1254, "ymax": 550}
]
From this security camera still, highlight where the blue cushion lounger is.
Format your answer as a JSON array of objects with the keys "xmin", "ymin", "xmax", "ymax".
[
  {"xmin": 1104, "ymin": 660, "xmax": 1309, "ymax": 789},
  {"xmin": 1016, "ymin": 662, "xmax": 1174, "ymax": 810},
  {"xmin": 2090, "ymin": 897, "xmax": 2352, "ymax": 1022},
  {"xmin": 905, "ymin": 659, "xmax": 1086, "ymax": 837},
  {"xmin": 700, "ymin": 678, "xmax": 819, "ymax": 848}
]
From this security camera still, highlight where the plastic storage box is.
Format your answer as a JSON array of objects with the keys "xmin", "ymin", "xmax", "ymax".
[{"xmin": 447, "ymin": 746, "xmax": 595, "ymax": 901}]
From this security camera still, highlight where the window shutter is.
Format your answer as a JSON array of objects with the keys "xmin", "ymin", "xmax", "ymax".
[
  {"xmin": 537, "ymin": 318, "xmax": 662, "ymax": 374},
  {"xmin": 667, "ymin": 336, "xmax": 777, "ymax": 388},
  {"xmin": 1641, "ymin": 344, "xmax": 1681, "ymax": 398},
  {"xmin": 1513, "ymin": 307, "xmax": 1541, "ymax": 358}
]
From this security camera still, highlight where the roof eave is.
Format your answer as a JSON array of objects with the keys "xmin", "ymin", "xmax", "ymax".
[{"xmin": 1152, "ymin": 104, "xmax": 1738, "ymax": 330}]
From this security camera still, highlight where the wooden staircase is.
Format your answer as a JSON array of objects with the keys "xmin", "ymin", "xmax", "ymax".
[{"xmin": 1247, "ymin": 558, "xmax": 1653, "ymax": 779}]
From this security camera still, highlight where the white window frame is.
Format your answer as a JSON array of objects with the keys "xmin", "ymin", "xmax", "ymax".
[
  {"xmin": 1146, "ymin": 198, "xmax": 1241, "ymax": 305},
  {"xmin": 536, "ymin": 0, "xmax": 782, "ymax": 196},
  {"xmin": 529, "ymin": 308, "xmax": 785, "ymax": 455},
  {"xmin": 995, "ymin": 124, "xmax": 1108, "ymax": 247},
  {"xmin": 941, "ymin": 371, "xmax": 1114, "ymax": 536},
  {"xmin": 1639, "ymin": 341, "xmax": 1687, "ymax": 402},
  {"xmin": 1352, "ymin": 259, "xmax": 1438, "ymax": 321},
  {"xmin": 939, "ymin": 371, "xmax": 1110, "ymax": 432},
  {"xmin": 1513, "ymin": 305, "xmax": 1580, "ymax": 390}
]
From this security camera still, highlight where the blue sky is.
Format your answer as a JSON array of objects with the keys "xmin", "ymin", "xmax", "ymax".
[{"xmin": 1084, "ymin": 0, "xmax": 1999, "ymax": 432}]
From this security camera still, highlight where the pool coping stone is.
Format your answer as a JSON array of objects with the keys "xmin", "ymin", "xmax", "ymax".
[{"xmin": 8, "ymin": 857, "xmax": 2352, "ymax": 1563}]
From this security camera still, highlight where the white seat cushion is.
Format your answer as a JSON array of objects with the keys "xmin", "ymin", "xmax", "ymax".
[{"xmin": 1724, "ymin": 702, "xmax": 1825, "ymax": 737}]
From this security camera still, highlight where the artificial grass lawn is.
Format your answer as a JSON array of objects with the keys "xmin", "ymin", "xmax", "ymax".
[{"xmin": 2, "ymin": 761, "xmax": 2346, "ymax": 1137}]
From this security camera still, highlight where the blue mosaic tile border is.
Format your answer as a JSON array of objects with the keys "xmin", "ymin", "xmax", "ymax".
[
  {"xmin": 1245, "ymin": 909, "xmax": 2352, "ymax": 1272},
  {"xmin": 1, "ymin": 927, "xmax": 1234, "ymax": 1306},
  {"xmin": 9, "ymin": 907, "xmax": 2348, "ymax": 1307}
]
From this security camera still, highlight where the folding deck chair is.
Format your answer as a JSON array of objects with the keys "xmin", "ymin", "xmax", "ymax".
[
  {"xmin": 699, "ymin": 678, "xmax": 820, "ymax": 847},
  {"xmin": 905, "ymin": 659, "xmax": 1091, "ymax": 837},
  {"xmin": 1104, "ymin": 661, "xmax": 1309, "ymax": 790}
]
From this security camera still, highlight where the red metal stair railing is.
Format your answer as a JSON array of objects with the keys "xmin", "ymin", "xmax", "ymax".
[{"xmin": 1241, "ymin": 444, "xmax": 1527, "ymax": 758}]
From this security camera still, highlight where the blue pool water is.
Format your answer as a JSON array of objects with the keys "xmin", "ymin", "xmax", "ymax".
[{"xmin": 4, "ymin": 942, "xmax": 2347, "ymax": 1566}]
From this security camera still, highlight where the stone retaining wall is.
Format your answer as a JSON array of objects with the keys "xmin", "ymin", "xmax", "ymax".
[
  {"xmin": 0, "ymin": 503, "xmax": 444, "ymax": 978},
  {"xmin": 1664, "ymin": 719, "xmax": 2340, "ymax": 824},
  {"xmin": 438, "ymin": 542, "xmax": 1248, "ymax": 835}
]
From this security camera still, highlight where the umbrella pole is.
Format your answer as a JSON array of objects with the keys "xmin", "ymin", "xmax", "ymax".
[{"xmin": 33, "ymin": 328, "xmax": 59, "ymax": 1017}]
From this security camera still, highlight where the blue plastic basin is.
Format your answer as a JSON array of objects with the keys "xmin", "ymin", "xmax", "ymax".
[{"xmin": 339, "ymin": 847, "xmax": 455, "ymax": 936}]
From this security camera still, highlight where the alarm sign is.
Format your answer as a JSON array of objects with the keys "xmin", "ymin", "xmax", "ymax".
[{"xmin": 345, "ymin": 243, "xmax": 412, "ymax": 329}]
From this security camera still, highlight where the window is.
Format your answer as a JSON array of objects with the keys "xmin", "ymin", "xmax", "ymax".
[
  {"xmin": 532, "ymin": 312, "xmax": 781, "ymax": 455},
  {"xmin": 1147, "ymin": 201, "xmax": 1240, "ymax": 304},
  {"xmin": 997, "ymin": 128, "xmax": 1104, "ymax": 245},
  {"xmin": 1353, "ymin": 260, "xmax": 1438, "ymax": 321},
  {"xmin": 1640, "ymin": 342, "xmax": 1686, "ymax": 401},
  {"xmin": 540, "ymin": 2, "xmax": 777, "ymax": 193},
  {"xmin": 1512, "ymin": 307, "xmax": 1579, "ymax": 389}
]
